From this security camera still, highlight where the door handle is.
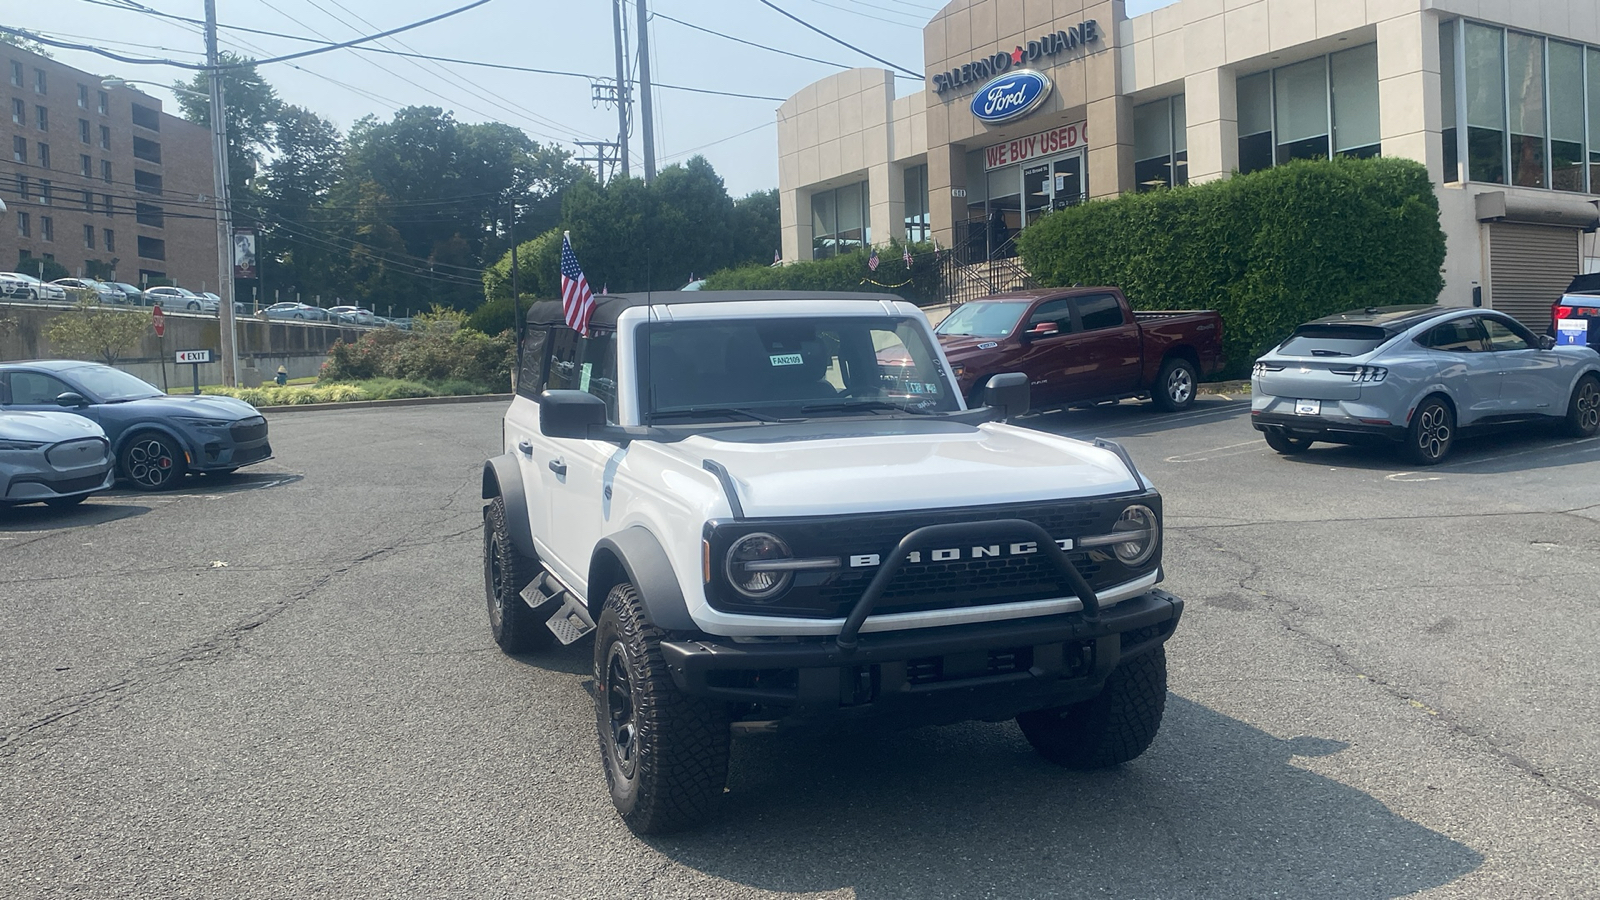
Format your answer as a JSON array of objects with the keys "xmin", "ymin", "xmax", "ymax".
[
  {"xmin": 517, "ymin": 440, "xmax": 533, "ymax": 455},
  {"xmin": 548, "ymin": 459, "xmax": 567, "ymax": 476}
]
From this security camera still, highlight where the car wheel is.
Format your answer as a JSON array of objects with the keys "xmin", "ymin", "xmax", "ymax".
[
  {"xmin": 1405, "ymin": 396, "xmax": 1455, "ymax": 465},
  {"xmin": 1263, "ymin": 427, "xmax": 1314, "ymax": 455},
  {"xmin": 1017, "ymin": 645, "xmax": 1168, "ymax": 769},
  {"xmin": 1565, "ymin": 374, "xmax": 1600, "ymax": 438},
  {"xmin": 186, "ymin": 301, "xmax": 200, "ymax": 311},
  {"xmin": 483, "ymin": 496, "xmax": 554, "ymax": 653},
  {"xmin": 45, "ymin": 495, "xmax": 90, "ymax": 509},
  {"xmin": 595, "ymin": 581, "xmax": 730, "ymax": 834},
  {"xmin": 1152, "ymin": 358, "xmax": 1198, "ymax": 412},
  {"xmin": 121, "ymin": 432, "xmax": 186, "ymax": 490},
  {"xmin": 293, "ymin": 313, "xmax": 305, "ymax": 320}
]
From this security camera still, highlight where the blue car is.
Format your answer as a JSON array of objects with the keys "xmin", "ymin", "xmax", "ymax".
[{"xmin": 0, "ymin": 361, "xmax": 272, "ymax": 490}]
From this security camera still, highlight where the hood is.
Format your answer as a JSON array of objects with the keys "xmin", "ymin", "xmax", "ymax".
[
  {"xmin": 938, "ymin": 333, "xmax": 1011, "ymax": 358},
  {"xmin": 113, "ymin": 394, "xmax": 259, "ymax": 419},
  {"xmin": 672, "ymin": 421, "xmax": 1141, "ymax": 518},
  {"xmin": 0, "ymin": 410, "xmax": 107, "ymax": 443}
]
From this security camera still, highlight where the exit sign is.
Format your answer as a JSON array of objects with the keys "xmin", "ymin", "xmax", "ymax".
[{"xmin": 175, "ymin": 349, "xmax": 213, "ymax": 364}]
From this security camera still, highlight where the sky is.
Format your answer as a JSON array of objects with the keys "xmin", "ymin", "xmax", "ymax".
[{"xmin": 13, "ymin": 0, "xmax": 1177, "ymax": 197}]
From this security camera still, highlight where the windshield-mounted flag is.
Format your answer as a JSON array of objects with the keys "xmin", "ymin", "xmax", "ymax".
[{"xmin": 560, "ymin": 232, "xmax": 596, "ymax": 336}]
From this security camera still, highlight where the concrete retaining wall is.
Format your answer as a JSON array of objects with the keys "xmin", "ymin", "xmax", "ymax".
[{"xmin": 0, "ymin": 302, "xmax": 366, "ymax": 387}]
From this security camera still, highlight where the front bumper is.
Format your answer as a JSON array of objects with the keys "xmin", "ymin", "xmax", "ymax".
[{"xmin": 661, "ymin": 588, "xmax": 1183, "ymax": 730}]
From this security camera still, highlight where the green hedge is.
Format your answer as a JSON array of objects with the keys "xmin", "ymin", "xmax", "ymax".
[
  {"xmin": 1017, "ymin": 157, "xmax": 1447, "ymax": 375},
  {"xmin": 703, "ymin": 240, "xmax": 942, "ymax": 306}
]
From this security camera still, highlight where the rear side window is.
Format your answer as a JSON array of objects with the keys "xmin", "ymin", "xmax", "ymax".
[
  {"xmin": 1417, "ymin": 317, "xmax": 1486, "ymax": 352},
  {"xmin": 1276, "ymin": 325, "xmax": 1390, "ymax": 357},
  {"xmin": 547, "ymin": 328, "xmax": 619, "ymax": 422},
  {"xmin": 1074, "ymin": 293, "xmax": 1125, "ymax": 331},
  {"xmin": 516, "ymin": 328, "xmax": 548, "ymax": 399}
]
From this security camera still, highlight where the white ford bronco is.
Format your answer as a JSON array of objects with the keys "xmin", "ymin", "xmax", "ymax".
[{"xmin": 481, "ymin": 291, "xmax": 1184, "ymax": 833}]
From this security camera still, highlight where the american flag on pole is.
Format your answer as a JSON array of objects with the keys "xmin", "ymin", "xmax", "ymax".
[
  {"xmin": 560, "ymin": 232, "xmax": 596, "ymax": 336},
  {"xmin": 868, "ymin": 248, "xmax": 880, "ymax": 272},
  {"xmin": 903, "ymin": 246, "xmax": 913, "ymax": 267}
]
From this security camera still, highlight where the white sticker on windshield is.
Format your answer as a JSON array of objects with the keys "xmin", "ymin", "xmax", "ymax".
[
  {"xmin": 769, "ymin": 353, "xmax": 804, "ymax": 367},
  {"xmin": 579, "ymin": 362, "xmax": 593, "ymax": 391}
]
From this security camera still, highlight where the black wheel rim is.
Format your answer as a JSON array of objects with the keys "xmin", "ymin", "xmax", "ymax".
[
  {"xmin": 485, "ymin": 525, "xmax": 505, "ymax": 628},
  {"xmin": 605, "ymin": 644, "xmax": 639, "ymax": 779},
  {"xmin": 1168, "ymin": 367, "xmax": 1193, "ymax": 405},
  {"xmin": 126, "ymin": 438, "xmax": 176, "ymax": 488},
  {"xmin": 1579, "ymin": 381, "xmax": 1600, "ymax": 431},
  {"xmin": 1417, "ymin": 404, "xmax": 1451, "ymax": 460}
]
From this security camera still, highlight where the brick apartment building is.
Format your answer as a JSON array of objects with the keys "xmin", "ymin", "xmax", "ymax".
[{"xmin": 2, "ymin": 44, "xmax": 217, "ymax": 290}]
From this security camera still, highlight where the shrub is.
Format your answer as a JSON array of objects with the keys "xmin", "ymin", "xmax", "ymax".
[
  {"xmin": 320, "ymin": 305, "xmax": 514, "ymax": 391},
  {"xmin": 201, "ymin": 384, "xmax": 371, "ymax": 406},
  {"xmin": 1017, "ymin": 157, "xmax": 1447, "ymax": 375},
  {"xmin": 702, "ymin": 240, "xmax": 943, "ymax": 307}
]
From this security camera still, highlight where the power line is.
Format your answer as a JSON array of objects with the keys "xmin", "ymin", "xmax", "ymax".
[
  {"xmin": 796, "ymin": 0, "xmax": 926, "ymax": 29},
  {"xmin": 223, "ymin": 0, "xmax": 496, "ymax": 68},
  {"xmin": 659, "ymin": 120, "xmax": 775, "ymax": 162},
  {"xmin": 652, "ymin": 11, "xmax": 921, "ymax": 81},
  {"xmin": 752, "ymin": 0, "xmax": 923, "ymax": 79}
]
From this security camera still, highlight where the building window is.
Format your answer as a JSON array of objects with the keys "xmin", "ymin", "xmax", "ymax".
[
  {"xmin": 35, "ymin": 104, "xmax": 47, "ymax": 131},
  {"xmin": 133, "ymin": 170, "xmax": 162, "ymax": 194},
  {"xmin": 39, "ymin": 179, "xmax": 51, "ymax": 205},
  {"xmin": 104, "ymin": 229, "xmax": 115, "ymax": 253},
  {"xmin": 33, "ymin": 68, "xmax": 45, "ymax": 95},
  {"xmin": 1134, "ymin": 95, "xmax": 1188, "ymax": 191},
  {"xmin": 1464, "ymin": 22, "xmax": 1507, "ymax": 185},
  {"xmin": 84, "ymin": 224, "xmax": 95, "ymax": 249},
  {"xmin": 132, "ymin": 136, "xmax": 162, "ymax": 164},
  {"xmin": 101, "ymin": 193, "xmax": 114, "ymax": 216},
  {"xmin": 11, "ymin": 135, "xmax": 23, "ymax": 163},
  {"xmin": 15, "ymin": 211, "xmax": 28, "ymax": 237},
  {"xmin": 137, "ymin": 235, "xmax": 166, "ymax": 260},
  {"xmin": 810, "ymin": 181, "xmax": 869, "ymax": 259},
  {"xmin": 131, "ymin": 103, "xmax": 160, "ymax": 132},
  {"xmin": 9, "ymin": 61, "xmax": 21, "ymax": 87},
  {"xmin": 1331, "ymin": 43, "xmax": 1380, "ymax": 158},
  {"xmin": 81, "ymin": 189, "xmax": 93, "ymax": 211},
  {"xmin": 98, "ymin": 90, "xmax": 108, "ymax": 115},
  {"xmin": 1275, "ymin": 58, "xmax": 1330, "ymax": 163},
  {"xmin": 16, "ymin": 174, "xmax": 27, "ymax": 200},
  {"xmin": 77, "ymin": 84, "xmax": 88, "ymax": 108},
  {"xmin": 79, "ymin": 118, "xmax": 90, "ymax": 143},
  {"xmin": 1441, "ymin": 23, "xmax": 1459, "ymax": 183},
  {"xmin": 1506, "ymin": 31, "xmax": 1546, "ymax": 188},
  {"xmin": 1549, "ymin": 41, "xmax": 1585, "ymax": 192},
  {"xmin": 99, "ymin": 124, "xmax": 110, "ymax": 150},
  {"xmin": 136, "ymin": 203, "xmax": 165, "ymax": 227},
  {"xmin": 80, "ymin": 154, "xmax": 92, "ymax": 177},
  {"xmin": 37, "ymin": 142, "xmax": 49, "ymax": 169},
  {"xmin": 1235, "ymin": 45, "xmax": 1380, "ymax": 175},
  {"xmin": 10, "ymin": 97, "xmax": 21, "ymax": 124},
  {"xmin": 101, "ymin": 160, "xmax": 112, "ymax": 183},
  {"xmin": 40, "ymin": 216, "xmax": 53, "ymax": 242},
  {"xmin": 903, "ymin": 164, "xmax": 929, "ymax": 243},
  {"xmin": 1237, "ymin": 72, "xmax": 1273, "ymax": 175}
]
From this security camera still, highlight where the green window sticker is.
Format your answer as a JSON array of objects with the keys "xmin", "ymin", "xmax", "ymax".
[{"xmin": 580, "ymin": 361, "xmax": 593, "ymax": 391}]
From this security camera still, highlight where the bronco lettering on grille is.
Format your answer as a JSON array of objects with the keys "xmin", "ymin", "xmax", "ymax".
[{"xmin": 848, "ymin": 539, "xmax": 1074, "ymax": 568}]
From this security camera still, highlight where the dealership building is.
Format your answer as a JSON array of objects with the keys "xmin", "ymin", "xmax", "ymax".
[{"xmin": 777, "ymin": 0, "xmax": 1600, "ymax": 323}]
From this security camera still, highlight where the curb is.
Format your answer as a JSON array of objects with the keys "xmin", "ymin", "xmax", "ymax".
[{"xmin": 257, "ymin": 393, "xmax": 511, "ymax": 414}]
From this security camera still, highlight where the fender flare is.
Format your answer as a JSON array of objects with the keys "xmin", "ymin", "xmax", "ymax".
[
  {"xmin": 481, "ymin": 454, "xmax": 537, "ymax": 561},
  {"xmin": 592, "ymin": 527, "xmax": 697, "ymax": 632}
]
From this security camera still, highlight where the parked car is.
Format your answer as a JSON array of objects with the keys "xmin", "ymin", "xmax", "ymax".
[
  {"xmin": 1550, "ymin": 274, "xmax": 1600, "ymax": 352},
  {"xmin": 328, "ymin": 305, "xmax": 378, "ymax": 326},
  {"xmin": 263, "ymin": 301, "xmax": 324, "ymax": 321},
  {"xmin": 52, "ymin": 278, "xmax": 122, "ymax": 305},
  {"xmin": 935, "ymin": 287, "xmax": 1227, "ymax": 413},
  {"xmin": 0, "ymin": 409, "xmax": 115, "ymax": 508},
  {"xmin": 106, "ymin": 282, "xmax": 146, "ymax": 305},
  {"xmin": 143, "ymin": 286, "xmax": 214, "ymax": 313},
  {"xmin": 0, "ymin": 361, "xmax": 273, "ymax": 490},
  {"xmin": 0, "ymin": 272, "xmax": 69, "ymax": 303},
  {"xmin": 1252, "ymin": 306, "xmax": 1600, "ymax": 465}
]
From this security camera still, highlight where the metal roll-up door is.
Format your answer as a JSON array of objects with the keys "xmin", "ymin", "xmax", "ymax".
[{"xmin": 1489, "ymin": 223, "xmax": 1580, "ymax": 328}]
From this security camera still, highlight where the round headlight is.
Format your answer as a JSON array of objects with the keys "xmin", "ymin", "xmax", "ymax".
[
  {"xmin": 1110, "ymin": 505, "xmax": 1160, "ymax": 567},
  {"xmin": 724, "ymin": 532, "xmax": 794, "ymax": 601}
]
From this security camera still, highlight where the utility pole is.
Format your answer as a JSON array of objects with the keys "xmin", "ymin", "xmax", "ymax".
[
  {"xmin": 204, "ymin": 0, "xmax": 239, "ymax": 386},
  {"xmin": 612, "ymin": 0, "xmax": 630, "ymax": 179},
  {"xmin": 635, "ymin": 0, "xmax": 656, "ymax": 183}
]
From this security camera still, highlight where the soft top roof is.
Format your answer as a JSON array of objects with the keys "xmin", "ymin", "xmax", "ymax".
[
  {"xmin": 1301, "ymin": 305, "xmax": 1451, "ymax": 336},
  {"xmin": 524, "ymin": 290, "xmax": 910, "ymax": 330}
]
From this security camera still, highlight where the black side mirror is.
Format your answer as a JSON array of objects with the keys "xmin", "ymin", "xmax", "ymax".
[
  {"xmin": 55, "ymin": 391, "xmax": 90, "ymax": 409},
  {"xmin": 539, "ymin": 389, "xmax": 608, "ymax": 439},
  {"xmin": 983, "ymin": 373, "xmax": 1031, "ymax": 419},
  {"xmin": 1538, "ymin": 334, "xmax": 1556, "ymax": 350}
]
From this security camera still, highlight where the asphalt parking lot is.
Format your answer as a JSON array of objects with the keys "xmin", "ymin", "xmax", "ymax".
[{"xmin": 2, "ymin": 398, "xmax": 1597, "ymax": 899}]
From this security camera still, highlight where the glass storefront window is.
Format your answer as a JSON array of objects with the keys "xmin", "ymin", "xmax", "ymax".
[
  {"xmin": 1237, "ymin": 72, "xmax": 1273, "ymax": 175},
  {"xmin": 1591, "ymin": 48, "xmax": 1600, "ymax": 192},
  {"xmin": 1331, "ymin": 43, "xmax": 1380, "ymax": 157},
  {"xmin": 810, "ymin": 182, "xmax": 869, "ymax": 259},
  {"xmin": 1441, "ymin": 22, "xmax": 1459, "ymax": 182},
  {"xmin": 1549, "ymin": 41, "xmax": 1585, "ymax": 192},
  {"xmin": 1275, "ymin": 58, "xmax": 1331, "ymax": 163},
  {"xmin": 987, "ymin": 167, "xmax": 1021, "ymax": 256},
  {"xmin": 1464, "ymin": 22, "xmax": 1507, "ymax": 184},
  {"xmin": 903, "ymin": 164, "xmax": 929, "ymax": 242},
  {"xmin": 1506, "ymin": 31, "xmax": 1546, "ymax": 187},
  {"xmin": 1134, "ymin": 95, "xmax": 1187, "ymax": 191}
]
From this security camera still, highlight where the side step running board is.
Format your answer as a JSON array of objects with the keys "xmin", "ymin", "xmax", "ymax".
[{"xmin": 545, "ymin": 594, "xmax": 597, "ymax": 645}]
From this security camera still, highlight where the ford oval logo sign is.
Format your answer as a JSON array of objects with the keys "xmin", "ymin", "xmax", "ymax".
[{"xmin": 970, "ymin": 70, "xmax": 1052, "ymax": 124}]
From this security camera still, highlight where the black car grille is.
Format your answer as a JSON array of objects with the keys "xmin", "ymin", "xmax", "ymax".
[
  {"xmin": 230, "ymin": 417, "xmax": 268, "ymax": 444},
  {"xmin": 46, "ymin": 473, "xmax": 106, "ymax": 494},
  {"xmin": 705, "ymin": 493, "xmax": 1158, "ymax": 619}
]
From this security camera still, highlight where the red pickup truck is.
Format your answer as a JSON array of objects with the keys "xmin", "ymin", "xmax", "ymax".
[{"xmin": 934, "ymin": 287, "xmax": 1226, "ymax": 413}]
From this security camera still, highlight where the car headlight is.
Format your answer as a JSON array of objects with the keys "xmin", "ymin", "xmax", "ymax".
[
  {"xmin": 724, "ymin": 532, "xmax": 795, "ymax": 601},
  {"xmin": 1080, "ymin": 504, "xmax": 1160, "ymax": 568},
  {"xmin": 0, "ymin": 440, "xmax": 46, "ymax": 451},
  {"xmin": 174, "ymin": 417, "xmax": 231, "ymax": 428}
]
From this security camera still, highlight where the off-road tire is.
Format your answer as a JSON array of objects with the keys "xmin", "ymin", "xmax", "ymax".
[
  {"xmin": 1405, "ymin": 396, "xmax": 1454, "ymax": 465},
  {"xmin": 120, "ymin": 431, "xmax": 185, "ymax": 491},
  {"xmin": 1565, "ymin": 374, "xmax": 1600, "ymax": 438},
  {"xmin": 1152, "ymin": 358, "xmax": 1197, "ymax": 412},
  {"xmin": 483, "ymin": 496, "xmax": 554, "ymax": 653},
  {"xmin": 594, "ymin": 582, "xmax": 730, "ymax": 834},
  {"xmin": 1016, "ymin": 645, "xmax": 1168, "ymax": 769},
  {"xmin": 1262, "ymin": 428, "xmax": 1314, "ymax": 455}
]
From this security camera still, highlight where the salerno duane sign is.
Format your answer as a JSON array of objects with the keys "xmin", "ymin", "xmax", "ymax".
[{"xmin": 932, "ymin": 20, "xmax": 1102, "ymax": 96}]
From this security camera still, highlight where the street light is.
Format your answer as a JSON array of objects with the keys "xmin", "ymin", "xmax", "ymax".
[{"xmin": 102, "ymin": 65, "xmax": 240, "ymax": 387}]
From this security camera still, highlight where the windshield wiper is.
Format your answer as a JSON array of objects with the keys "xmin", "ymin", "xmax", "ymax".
[
  {"xmin": 1309, "ymin": 349, "xmax": 1353, "ymax": 357},
  {"xmin": 649, "ymin": 406, "xmax": 785, "ymax": 423},
  {"xmin": 799, "ymin": 400, "xmax": 932, "ymax": 416}
]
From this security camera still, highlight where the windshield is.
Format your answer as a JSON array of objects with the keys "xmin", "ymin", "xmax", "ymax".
[
  {"xmin": 66, "ymin": 365, "xmax": 163, "ymax": 401},
  {"xmin": 935, "ymin": 301, "xmax": 1029, "ymax": 338},
  {"xmin": 643, "ymin": 316, "xmax": 959, "ymax": 419},
  {"xmin": 1276, "ymin": 325, "xmax": 1392, "ymax": 357}
]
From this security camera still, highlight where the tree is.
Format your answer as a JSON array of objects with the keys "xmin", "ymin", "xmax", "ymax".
[
  {"xmin": 0, "ymin": 31, "xmax": 50, "ymax": 57},
  {"xmin": 730, "ymin": 189, "xmax": 781, "ymax": 265},
  {"xmin": 46, "ymin": 299, "xmax": 151, "ymax": 365},
  {"xmin": 174, "ymin": 54, "xmax": 282, "ymax": 206},
  {"xmin": 258, "ymin": 105, "xmax": 345, "ymax": 301}
]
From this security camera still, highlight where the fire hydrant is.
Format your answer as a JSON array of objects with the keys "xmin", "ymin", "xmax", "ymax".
[{"xmin": 275, "ymin": 365, "xmax": 288, "ymax": 387}]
